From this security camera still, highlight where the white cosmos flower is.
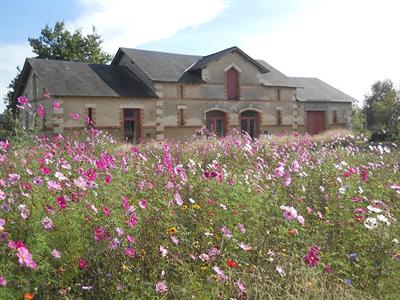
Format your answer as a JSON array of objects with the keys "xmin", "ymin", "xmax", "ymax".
[
  {"xmin": 364, "ymin": 217, "xmax": 378, "ymax": 230},
  {"xmin": 367, "ymin": 205, "xmax": 382, "ymax": 213},
  {"xmin": 377, "ymin": 214, "xmax": 390, "ymax": 226}
]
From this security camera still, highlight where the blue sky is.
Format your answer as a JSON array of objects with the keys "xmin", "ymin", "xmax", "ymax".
[{"xmin": 1, "ymin": 0, "xmax": 400, "ymax": 112}]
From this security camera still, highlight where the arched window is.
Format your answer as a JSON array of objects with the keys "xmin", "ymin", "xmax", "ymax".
[
  {"xmin": 206, "ymin": 110, "xmax": 226, "ymax": 137},
  {"xmin": 226, "ymin": 67, "xmax": 239, "ymax": 100},
  {"xmin": 240, "ymin": 110, "xmax": 259, "ymax": 139}
]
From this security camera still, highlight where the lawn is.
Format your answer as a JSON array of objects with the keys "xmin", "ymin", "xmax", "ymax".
[{"xmin": 0, "ymin": 130, "xmax": 399, "ymax": 299}]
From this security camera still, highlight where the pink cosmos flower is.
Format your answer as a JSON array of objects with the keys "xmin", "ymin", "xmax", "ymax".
[
  {"xmin": 93, "ymin": 227, "xmax": 105, "ymax": 241},
  {"xmin": 0, "ymin": 276, "xmax": 7, "ymax": 286},
  {"xmin": 235, "ymin": 280, "xmax": 246, "ymax": 293},
  {"xmin": 70, "ymin": 112, "xmax": 81, "ymax": 121},
  {"xmin": 127, "ymin": 213, "xmax": 138, "ymax": 228},
  {"xmin": 139, "ymin": 199, "xmax": 148, "ymax": 209},
  {"xmin": 41, "ymin": 216, "xmax": 54, "ymax": 230},
  {"xmin": 124, "ymin": 247, "xmax": 135, "ymax": 257},
  {"xmin": 155, "ymin": 281, "xmax": 168, "ymax": 294},
  {"xmin": 213, "ymin": 266, "xmax": 228, "ymax": 282},
  {"xmin": 78, "ymin": 257, "xmax": 88, "ymax": 270},
  {"xmin": 304, "ymin": 246, "xmax": 320, "ymax": 267},
  {"xmin": 39, "ymin": 165, "xmax": 51, "ymax": 175},
  {"xmin": 0, "ymin": 218, "xmax": 5, "ymax": 231},
  {"xmin": 221, "ymin": 225, "xmax": 232, "ymax": 239},
  {"xmin": 160, "ymin": 246, "xmax": 168, "ymax": 257},
  {"xmin": 53, "ymin": 101, "xmax": 60, "ymax": 111},
  {"xmin": 283, "ymin": 170, "xmax": 292, "ymax": 186},
  {"xmin": 102, "ymin": 206, "xmax": 111, "ymax": 217},
  {"xmin": 238, "ymin": 223, "xmax": 246, "ymax": 234},
  {"xmin": 51, "ymin": 249, "xmax": 61, "ymax": 259},
  {"xmin": 56, "ymin": 196, "xmax": 67, "ymax": 210},
  {"xmin": 170, "ymin": 235, "xmax": 179, "ymax": 245},
  {"xmin": 174, "ymin": 192, "xmax": 183, "ymax": 206},
  {"xmin": 17, "ymin": 247, "xmax": 37, "ymax": 269},
  {"xmin": 280, "ymin": 205, "xmax": 298, "ymax": 221},
  {"xmin": 291, "ymin": 160, "xmax": 300, "ymax": 172},
  {"xmin": 37, "ymin": 105, "xmax": 46, "ymax": 118},
  {"xmin": 104, "ymin": 174, "xmax": 112, "ymax": 184},
  {"xmin": 127, "ymin": 235, "xmax": 135, "ymax": 244},
  {"xmin": 239, "ymin": 242, "xmax": 252, "ymax": 251},
  {"xmin": 199, "ymin": 253, "xmax": 210, "ymax": 261},
  {"xmin": 273, "ymin": 165, "xmax": 285, "ymax": 178},
  {"xmin": 17, "ymin": 96, "xmax": 29, "ymax": 105}
]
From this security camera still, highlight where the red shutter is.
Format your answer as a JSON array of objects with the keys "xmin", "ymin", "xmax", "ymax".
[{"xmin": 227, "ymin": 68, "xmax": 239, "ymax": 99}]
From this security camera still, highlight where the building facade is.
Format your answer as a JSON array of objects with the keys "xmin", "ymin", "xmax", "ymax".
[{"xmin": 16, "ymin": 46, "xmax": 355, "ymax": 142}]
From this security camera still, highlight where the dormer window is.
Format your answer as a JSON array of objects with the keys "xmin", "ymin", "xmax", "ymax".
[{"xmin": 226, "ymin": 67, "xmax": 239, "ymax": 100}]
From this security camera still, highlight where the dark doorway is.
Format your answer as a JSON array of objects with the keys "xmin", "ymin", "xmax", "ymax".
[
  {"xmin": 240, "ymin": 110, "xmax": 259, "ymax": 138},
  {"xmin": 123, "ymin": 108, "xmax": 141, "ymax": 143},
  {"xmin": 206, "ymin": 110, "xmax": 226, "ymax": 137}
]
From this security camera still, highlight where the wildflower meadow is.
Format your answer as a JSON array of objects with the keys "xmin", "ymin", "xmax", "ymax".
[{"xmin": 0, "ymin": 112, "xmax": 400, "ymax": 298}]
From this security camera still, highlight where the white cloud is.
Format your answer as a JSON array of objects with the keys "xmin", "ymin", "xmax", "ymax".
[
  {"xmin": 241, "ymin": 0, "xmax": 400, "ymax": 103},
  {"xmin": 0, "ymin": 44, "xmax": 34, "ymax": 112},
  {"xmin": 68, "ymin": 0, "xmax": 227, "ymax": 53}
]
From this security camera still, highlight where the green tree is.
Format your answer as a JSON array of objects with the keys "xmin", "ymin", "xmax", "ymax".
[
  {"xmin": 363, "ymin": 79, "xmax": 400, "ymax": 133},
  {"xmin": 28, "ymin": 21, "xmax": 111, "ymax": 63},
  {"xmin": 2, "ymin": 21, "xmax": 111, "ymax": 120}
]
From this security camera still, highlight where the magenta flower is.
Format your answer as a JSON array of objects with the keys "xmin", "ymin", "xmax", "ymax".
[
  {"xmin": 78, "ymin": 257, "xmax": 88, "ymax": 270},
  {"xmin": 93, "ymin": 227, "xmax": 105, "ymax": 241},
  {"xmin": 124, "ymin": 247, "xmax": 135, "ymax": 257},
  {"xmin": 17, "ymin": 96, "xmax": 29, "ymax": 105},
  {"xmin": 139, "ymin": 199, "xmax": 148, "ymax": 209},
  {"xmin": 127, "ymin": 213, "xmax": 138, "ymax": 228},
  {"xmin": 102, "ymin": 206, "xmax": 111, "ymax": 217},
  {"xmin": 155, "ymin": 281, "xmax": 168, "ymax": 294},
  {"xmin": 56, "ymin": 196, "xmax": 67, "ymax": 210},
  {"xmin": 37, "ymin": 105, "xmax": 46, "ymax": 118},
  {"xmin": 53, "ymin": 101, "xmax": 60, "ymax": 110},
  {"xmin": 127, "ymin": 235, "xmax": 135, "ymax": 244},
  {"xmin": 0, "ymin": 276, "xmax": 7, "ymax": 286},
  {"xmin": 304, "ymin": 246, "xmax": 320, "ymax": 267},
  {"xmin": 17, "ymin": 247, "xmax": 37, "ymax": 269}
]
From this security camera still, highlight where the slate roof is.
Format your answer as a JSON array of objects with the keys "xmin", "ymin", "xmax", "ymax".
[
  {"xmin": 290, "ymin": 77, "xmax": 356, "ymax": 102},
  {"xmin": 17, "ymin": 58, "xmax": 157, "ymax": 98},
  {"xmin": 114, "ymin": 48, "xmax": 201, "ymax": 82},
  {"xmin": 188, "ymin": 46, "xmax": 269, "ymax": 73},
  {"xmin": 256, "ymin": 60, "xmax": 297, "ymax": 87}
]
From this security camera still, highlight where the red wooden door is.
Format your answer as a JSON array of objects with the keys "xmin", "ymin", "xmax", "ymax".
[
  {"xmin": 306, "ymin": 111, "xmax": 325, "ymax": 135},
  {"xmin": 123, "ymin": 108, "xmax": 141, "ymax": 143},
  {"xmin": 226, "ymin": 68, "xmax": 239, "ymax": 99}
]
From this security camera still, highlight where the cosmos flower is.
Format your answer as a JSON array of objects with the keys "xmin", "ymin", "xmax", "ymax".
[
  {"xmin": 155, "ymin": 281, "xmax": 168, "ymax": 294},
  {"xmin": 17, "ymin": 247, "xmax": 37, "ymax": 269},
  {"xmin": 51, "ymin": 249, "xmax": 61, "ymax": 259},
  {"xmin": 304, "ymin": 246, "xmax": 320, "ymax": 267}
]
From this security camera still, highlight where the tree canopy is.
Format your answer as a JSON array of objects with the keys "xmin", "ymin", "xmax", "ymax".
[
  {"xmin": 2, "ymin": 21, "xmax": 111, "ymax": 118},
  {"xmin": 28, "ymin": 21, "xmax": 111, "ymax": 64},
  {"xmin": 363, "ymin": 79, "xmax": 400, "ymax": 133}
]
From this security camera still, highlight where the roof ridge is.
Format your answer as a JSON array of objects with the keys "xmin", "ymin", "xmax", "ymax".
[{"xmin": 120, "ymin": 47, "xmax": 202, "ymax": 58}]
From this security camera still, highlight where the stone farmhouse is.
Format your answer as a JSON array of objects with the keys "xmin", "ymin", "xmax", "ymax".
[{"xmin": 15, "ymin": 46, "xmax": 355, "ymax": 142}]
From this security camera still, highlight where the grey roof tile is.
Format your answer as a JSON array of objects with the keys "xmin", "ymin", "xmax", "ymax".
[
  {"xmin": 26, "ymin": 58, "xmax": 156, "ymax": 98},
  {"xmin": 290, "ymin": 77, "xmax": 356, "ymax": 102}
]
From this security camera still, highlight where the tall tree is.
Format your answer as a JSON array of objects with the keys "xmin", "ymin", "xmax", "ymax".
[
  {"xmin": 3, "ymin": 21, "xmax": 111, "ymax": 118},
  {"xmin": 363, "ymin": 79, "xmax": 400, "ymax": 132},
  {"xmin": 28, "ymin": 21, "xmax": 111, "ymax": 63}
]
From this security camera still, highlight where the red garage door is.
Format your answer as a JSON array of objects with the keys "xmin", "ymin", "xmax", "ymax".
[{"xmin": 306, "ymin": 111, "xmax": 325, "ymax": 135}]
